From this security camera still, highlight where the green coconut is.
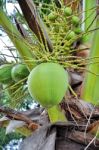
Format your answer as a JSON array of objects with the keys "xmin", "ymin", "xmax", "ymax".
[
  {"xmin": 0, "ymin": 64, "xmax": 13, "ymax": 84},
  {"xmin": 64, "ymin": 7, "xmax": 72, "ymax": 16},
  {"xmin": 27, "ymin": 63, "xmax": 68, "ymax": 108},
  {"xmin": 11, "ymin": 64, "xmax": 29, "ymax": 82},
  {"xmin": 66, "ymin": 30, "xmax": 76, "ymax": 40},
  {"xmin": 74, "ymin": 27, "xmax": 82, "ymax": 34},
  {"xmin": 72, "ymin": 16, "xmax": 80, "ymax": 26},
  {"xmin": 48, "ymin": 12, "xmax": 57, "ymax": 21}
]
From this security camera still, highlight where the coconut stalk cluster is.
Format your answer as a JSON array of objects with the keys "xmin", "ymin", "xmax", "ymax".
[{"xmin": 0, "ymin": 0, "xmax": 89, "ymax": 121}]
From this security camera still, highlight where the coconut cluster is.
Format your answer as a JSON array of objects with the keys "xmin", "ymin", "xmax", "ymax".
[{"xmin": 47, "ymin": 6, "xmax": 82, "ymax": 47}]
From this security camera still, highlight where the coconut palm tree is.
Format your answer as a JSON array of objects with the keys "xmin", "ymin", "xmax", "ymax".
[{"xmin": 0, "ymin": 0, "xmax": 99, "ymax": 149}]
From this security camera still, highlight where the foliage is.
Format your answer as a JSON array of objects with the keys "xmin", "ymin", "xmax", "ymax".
[{"xmin": 0, "ymin": 128, "xmax": 23, "ymax": 147}]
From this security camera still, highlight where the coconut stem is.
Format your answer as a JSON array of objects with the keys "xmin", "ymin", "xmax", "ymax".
[{"xmin": 47, "ymin": 105, "xmax": 67, "ymax": 123}]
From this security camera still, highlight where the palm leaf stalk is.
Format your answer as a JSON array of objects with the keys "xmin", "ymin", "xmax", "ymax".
[
  {"xmin": 82, "ymin": 0, "xmax": 97, "ymax": 43},
  {"xmin": 17, "ymin": 0, "xmax": 53, "ymax": 52},
  {"xmin": 2, "ymin": 120, "xmax": 32, "ymax": 137},
  {"xmin": 81, "ymin": 15, "xmax": 99, "ymax": 106}
]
